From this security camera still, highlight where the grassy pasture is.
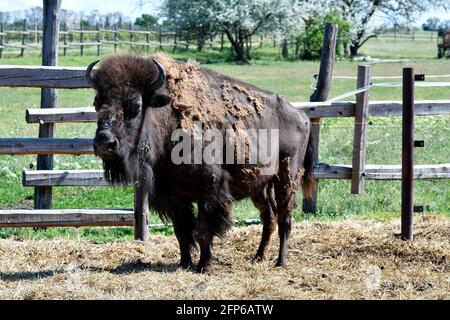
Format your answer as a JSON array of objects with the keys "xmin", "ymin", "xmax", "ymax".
[{"xmin": 0, "ymin": 37, "xmax": 449, "ymax": 241}]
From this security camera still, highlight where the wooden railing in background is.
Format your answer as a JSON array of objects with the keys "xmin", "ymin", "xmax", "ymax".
[{"xmin": 0, "ymin": 64, "xmax": 449, "ymax": 231}]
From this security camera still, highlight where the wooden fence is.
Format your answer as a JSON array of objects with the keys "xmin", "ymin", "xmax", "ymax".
[
  {"xmin": 0, "ymin": 21, "xmax": 234, "ymax": 58},
  {"xmin": 375, "ymin": 30, "xmax": 439, "ymax": 41},
  {"xmin": 0, "ymin": 63, "xmax": 449, "ymax": 234},
  {"xmin": 0, "ymin": 22, "xmax": 443, "ymax": 59}
]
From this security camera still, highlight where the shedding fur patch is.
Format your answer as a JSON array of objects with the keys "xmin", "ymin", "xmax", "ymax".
[
  {"xmin": 153, "ymin": 53, "xmax": 266, "ymax": 134},
  {"xmin": 226, "ymin": 120, "xmax": 251, "ymax": 162}
]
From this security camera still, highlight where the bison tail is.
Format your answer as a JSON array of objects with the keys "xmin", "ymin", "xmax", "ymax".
[{"xmin": 301, "ymin": 132, "xmax": 315, "ymax": 199}]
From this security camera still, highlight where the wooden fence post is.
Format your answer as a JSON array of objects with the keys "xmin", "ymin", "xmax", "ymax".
[
  {"xmin": 63, "ymin": 23, "xmax": 67, "ymax": 56},
  {"xmin": 34, "ymin": 23, "xmax": 38, "ymax": 45},
  {"xmin": 20, "ymin": 19, "xmax": 26, "ymax": 57},
  {"xmin": 35, "ymin": 0, "xmax": 61, "ymax": 210},
  {"xmin": 159, "ymin": 25, "xmax": 162, "ymax": 50},
  {"xmin": 129, "ymin": 22, "xmax": 133, "ymax": 50},
  {"xmin": 80, "ymin": 20, "xmax": 84, "ymax": 56},
  {"xmin": 173, "ymin": 28, "xmax": 177, "ymax": 52},
  {"xmin": 0, "ymin": 21, "xmax": 3, "ymax": 59},
  {"xmin": 96, "ymin": 23, "xmax": 101, "ymax": 56},
  {"xmin": 114, "ymin": 25, "xmax": 118, "ymax": 53},
  {"xmin": 302, "ymin": 23, "xmax": 338, "ymax": 213},
  {"xmin": 146, "ymin": 26, "xmax": 150, "ymax": 53},
  {"xmin": 351, "ymin": 65, "xmax": 371, "ymax": 194},
  {"xmin": 134, "ymin": 185, "xmax": 148, "ymax": 241}
]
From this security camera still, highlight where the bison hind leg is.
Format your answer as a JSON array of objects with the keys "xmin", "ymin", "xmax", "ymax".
[
  {"xmin": 274, "ymin": 157, "xmax": 301, "ymax": 267},
  {"xmin": 251, "ymin": 182, "xmax": 277, "ymax": 262}
]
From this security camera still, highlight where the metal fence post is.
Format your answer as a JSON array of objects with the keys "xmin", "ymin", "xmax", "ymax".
[{"xmin": 401, "ymin": 67, "xmax": 414, "ymax": 240}]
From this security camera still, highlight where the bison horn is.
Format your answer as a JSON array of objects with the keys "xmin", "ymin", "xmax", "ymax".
[
  {"xmin": 86, "ymin": 60, "xmax": 100, "ymax": 86},
  {"xmin": 148, "ymin": 59, "xmax": 166, "ymax": 92}
]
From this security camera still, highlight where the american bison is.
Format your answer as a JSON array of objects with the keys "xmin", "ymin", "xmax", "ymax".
[{"xmin": 86, "ymin": 53, "xmax": 314, "ymax": 272}]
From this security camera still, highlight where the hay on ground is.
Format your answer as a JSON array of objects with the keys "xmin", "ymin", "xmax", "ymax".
[{"xmin": 0, "ymin": 215, "xmax": 448, "ymax": 300}]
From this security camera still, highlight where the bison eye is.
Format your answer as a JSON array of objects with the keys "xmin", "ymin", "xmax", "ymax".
[{"xmin": 123, "ymin": 97, "xmax": 142, "ymax": 120}]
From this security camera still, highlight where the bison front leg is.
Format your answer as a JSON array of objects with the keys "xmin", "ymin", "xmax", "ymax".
[
  {"xmin": 134, "ymin": 184, "xmax": 149, "ymax": 241},
  {"xmin": 251, "ymin": 183, "xmax": 277, "ymax": 261},
  {"xmin": 170, "ymin": 202, "xmax": 196, "ymax": 269},
  {"xmin": 195, "ymin": 195, "xmax": 233, "ymax": 273}
]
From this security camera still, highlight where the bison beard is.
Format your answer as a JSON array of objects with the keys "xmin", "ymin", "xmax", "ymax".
[
  {"xmin": 103, "ymin": 158, "xmax": 138, "ymax": 186},
  {"xmin": 102, "ymin": 157, "xmax": 128, "ymax": 186},
  {"xmin": 87, "ymin": 53, "xmax": 314, "ymax": 273}
]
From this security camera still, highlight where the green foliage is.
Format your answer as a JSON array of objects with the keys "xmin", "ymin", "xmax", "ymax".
[
  {"xmin": 134, "ymin": 14, "xmax": 158, "ymax": 28},
  {"xmin": 296, "ymin": 12, "xmax": 350, "ymax": 60},
  {"xmin": 80, "ymin": 19, "xmax": 93, "ymax": 29}
]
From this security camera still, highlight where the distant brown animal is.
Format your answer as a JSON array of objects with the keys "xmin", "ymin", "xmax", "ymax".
[{"xmin": 86, "ymin": 53, "xmax": 314, "ymax": 273}]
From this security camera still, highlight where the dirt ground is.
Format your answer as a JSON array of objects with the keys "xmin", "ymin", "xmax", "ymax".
[{"xmin": 0, "ymin": 215, "xmax": 448, "ymax": 300}]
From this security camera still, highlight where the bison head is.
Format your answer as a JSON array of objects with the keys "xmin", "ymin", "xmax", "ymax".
[{"xmin": 86, "ymin": 54, "xmax": 167, "ymax": 185}]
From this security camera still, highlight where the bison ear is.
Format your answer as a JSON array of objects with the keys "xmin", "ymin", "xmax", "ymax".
[{"xmin": 150, "ymin": 94, "xmax": 171, "ymax": 108}]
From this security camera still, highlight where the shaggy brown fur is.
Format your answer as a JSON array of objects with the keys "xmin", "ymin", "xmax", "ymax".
[
  {"xmin": 92, "ymin": 53, "xmax": 160, "ymax": 94},
  {"xmin": 153, "ymin": 53, "xmax": 266, "ymax": 133}
]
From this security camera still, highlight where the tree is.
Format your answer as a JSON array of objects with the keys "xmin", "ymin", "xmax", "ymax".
[
  {"xmin": 159, "ymin": 0, "xmax": 311, "ymax": 62},
  {"xmin": 135, "ymin": 14, "xmax": 158, "ymax": 28},
  {"xmin": 438, "ymin": 20, "xmax": 450, "ymax": 34},
  {"xmin": 422, "ymin": 17, "xmax": 441, "ymax": 31},
  {"xmin": 212, "ymin": 0, "xmax": 316, "ymax": 62},
  {"xmin": 25, "ymin": 7, "xmax": 43, "ymax": 28},
  {"xmin": 162, "ymin": 0, "xmax": 215, "ymax": 52},
  {"xmin": 331, "ymin": 0, "xmax": 450, "ymax": 57},
  {"xmin": 296, "ymin": 11, "xmax": 350, "ymax": 59},
  {"xmin": 80, "ymin": 19, "xmax": 93, "ymax": 29}
]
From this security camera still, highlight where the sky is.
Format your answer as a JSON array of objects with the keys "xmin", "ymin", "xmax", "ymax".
[
  {"xmin": 0, "ymin": 0, "xmax": 447, "ymax": 26},
  {"xmin": 0, "ymin": 0, "xmax": 162, "ymax": 20}
]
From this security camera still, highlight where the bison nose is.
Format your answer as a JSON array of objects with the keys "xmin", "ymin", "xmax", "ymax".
[{"xmin": 94, "ymin": 133, "xmax": 118, "ymax": 153}]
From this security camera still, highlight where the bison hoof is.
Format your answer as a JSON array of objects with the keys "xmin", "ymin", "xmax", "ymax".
[
  {"xmin": 252, "ymin": 253, "xmax": 268, "ymax": 262},
  {"xmin": 196, "ymin": 263, "xmax": 212, "ymax": 274},
  {"xmin": 275, "ymin": 260, "xmax": 287, "ymax": 268},
  {"xmin": 179, "ymin": 260, "xmax": 193, "ymax": 270}
]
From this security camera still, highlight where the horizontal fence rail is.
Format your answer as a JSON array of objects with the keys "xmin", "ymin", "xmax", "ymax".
[
  {"xmin": 314, "ymin": 163, "xmax": 450, "ymax": 180},
  {"xmin": 26, "ymin": 107, "xmax": 97, "ymax": 123},
  {"xmin": 291, "ymin": 100, "xmax": 450, "ymax": 117},
  {"xmin": 0, "ymin": 138, "xmax": 93, "ymax": 155},
  {"xmin": 24, "ymin": 100, "xmax": 450, "ymax": 125},
  {"xmin": 0, "ymin": 66, "xmax": 89, "ymax": 88},
  {"xmin": 22, "ymin": 164, "xmax": 450, "ymax": 187},
  {"xmin": 0, "ymin": 209, "xmax": 134, "ymax": 227},
  {"xmin": 23, "ymin": 170, "xmax": 108, "ymax": 186}
]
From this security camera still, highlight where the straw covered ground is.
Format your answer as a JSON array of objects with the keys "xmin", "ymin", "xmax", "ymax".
[{"xmin": 0, "ymin": 215, "xmax": 448, "ymax": 300}]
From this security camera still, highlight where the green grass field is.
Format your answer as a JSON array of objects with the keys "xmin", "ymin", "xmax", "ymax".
[{"xmin": 0, "ymin": 37, "xmax": 448, "ymax": 241}]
